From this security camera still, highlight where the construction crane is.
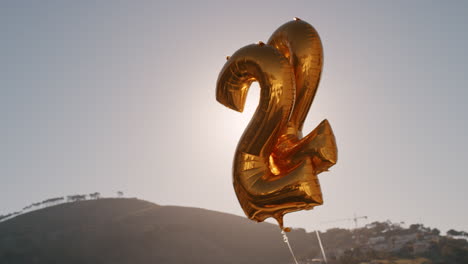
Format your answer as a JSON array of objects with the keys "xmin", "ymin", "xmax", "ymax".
[
  {"xmin": 321, "ymin": 214, "xmax": 368, "ymax": 229},
  {"xmin": 313, "ymin": 214, "xmax": 369, "ymax": 264}
]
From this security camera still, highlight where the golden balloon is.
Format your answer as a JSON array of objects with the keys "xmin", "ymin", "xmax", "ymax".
[{"xmin": 216, "ymin": 19, "xmax": 338, "ymax": 230}]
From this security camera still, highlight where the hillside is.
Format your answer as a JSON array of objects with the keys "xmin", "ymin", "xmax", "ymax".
[
  {"xmin": 1, "ymin": 198, "xmax": 467, "ymax": 264},
  {"xmin": 0, "ymin": 198, "xmax": 315, "ymax": 264}
]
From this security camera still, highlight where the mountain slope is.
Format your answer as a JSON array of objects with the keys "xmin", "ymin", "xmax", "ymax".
[{"xmin": 0, "ymin": 198, "xmax": 314, "ymax": 264}]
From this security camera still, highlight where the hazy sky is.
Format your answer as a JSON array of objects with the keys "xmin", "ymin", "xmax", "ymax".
[{"xmin": 1, "ymin": 1, "xmax": 468, "ymax": 233}]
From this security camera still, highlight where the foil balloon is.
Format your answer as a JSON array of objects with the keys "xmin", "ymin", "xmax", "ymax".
[{"xmin": 216, "ymin": 18, "xmax": 337, "ymax": 230}]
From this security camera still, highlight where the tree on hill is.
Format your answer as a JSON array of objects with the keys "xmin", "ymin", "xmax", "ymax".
[
  {"xmin": 67, "ymin": 194, "xmax": 87, "ymax": 202},
  {"xmin": 89, "ymin": 192, "xmax": 100, "ymax": 200},
  {"xmin": 447, "ymin": 229, "xmax": 465, "ymax": 237},
  {"xmin": 41, "ymin": 197, "xmax": 64, "ymax": 207},
  {"xmin": 422, "ymin": 235, "xmax": 468, "ymax": 263},
  {"xmin": 367, "ymin": 221, "xmax": 392, "ymax": 234},
  {"xmin": 66, "ymin": 195, "xmax": 75, "ymax": 202},
  {"xmin": 52, "ymin": 197, "xmax": 65, "ymax": 205}
]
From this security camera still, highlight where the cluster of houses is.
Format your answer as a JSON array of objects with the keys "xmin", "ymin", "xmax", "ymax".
[
  {"xmin": 304, "ymin": 222, "xmax": 449, "ymax": 264},
  {"xmin": 324, "ymin": 225, "xmax": 441, "ymax": 261},
  {"xmin": 366, "ymin": 232, "xmax": 439, "ymax": 254},
  {"xmin": 0, "ymin": 191, "xmax": 124, "ymax": 223}
]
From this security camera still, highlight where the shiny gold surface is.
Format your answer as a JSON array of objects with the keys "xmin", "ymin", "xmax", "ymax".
[{"xmin": 216, "ymin": 19, "xmax": 338, "ymax": 230}]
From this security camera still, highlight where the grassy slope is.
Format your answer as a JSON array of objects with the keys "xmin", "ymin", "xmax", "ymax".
[{"xmin": 0, "ymin": 198, "xmax": 314, "ymax": 264}]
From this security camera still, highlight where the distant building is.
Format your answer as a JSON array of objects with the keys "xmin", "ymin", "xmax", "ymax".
[
  {"xmin": 372, "ymin": 242, "xmax": 392, "ymax": 251},
  {"xmin": 413, "ymin": 240, "xmax": 430, "ymax": 254},
  {"xmin": 392, "ymin": 233, "xmax": 418, "ymax": 251},
  {"xmin": 368, "ymin": 236, "xmax": 385, "ymax": 245}
]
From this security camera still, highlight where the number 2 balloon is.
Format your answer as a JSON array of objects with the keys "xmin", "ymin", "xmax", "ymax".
[{"xmin": 216, "ymin": 18, "xmax": 338, "ymax": 231}]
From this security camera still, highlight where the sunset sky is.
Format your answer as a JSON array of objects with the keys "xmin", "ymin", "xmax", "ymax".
[{"xmin": 1, "ymin": 1, "xmax": 468, "ymax": 233}]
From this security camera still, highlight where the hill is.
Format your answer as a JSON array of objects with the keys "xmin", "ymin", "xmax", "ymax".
[
  {"xmin": 1, "ymin": 198, "xmax": 467, "ymax": 264},
  {"xmin": 0, "ymin": 198, "xmax": 315, "ymax": 264}
]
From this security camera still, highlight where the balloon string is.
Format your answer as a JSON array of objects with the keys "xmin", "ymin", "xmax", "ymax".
[
  {"xmin": 316, "ymin": 230, "xmax": 328, "ymax": 264},
  {"xmin": 281, "ymin": 230, "xmax": 299, "ymax": 264}
]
